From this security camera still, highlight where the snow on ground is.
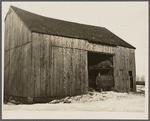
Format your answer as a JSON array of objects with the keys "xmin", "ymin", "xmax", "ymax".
[{"xmin": 3, "ymin": 85, "xmax": 145, "ymax": 112}]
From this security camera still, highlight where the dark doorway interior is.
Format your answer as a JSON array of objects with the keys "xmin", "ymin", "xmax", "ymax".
[{"xmin": 88, "ymin": 52, "xmax": 114, "ymax": 91}]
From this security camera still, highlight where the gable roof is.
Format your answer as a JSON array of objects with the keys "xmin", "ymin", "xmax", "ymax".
[{"xmin": 9, "ymin": 6, "xmax": 135, "ymax": 49}]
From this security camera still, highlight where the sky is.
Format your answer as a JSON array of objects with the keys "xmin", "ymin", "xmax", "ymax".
[{"xmin": 2, "ymin": 2, "xmax": 148, "ymax": 79}]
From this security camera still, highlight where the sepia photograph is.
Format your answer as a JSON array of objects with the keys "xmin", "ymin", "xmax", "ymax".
[{"xmin": 2, "ymin": 1, "xmax": 148, "ymax": 119}]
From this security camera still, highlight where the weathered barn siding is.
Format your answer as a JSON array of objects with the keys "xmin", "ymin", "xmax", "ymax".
[
  {"xmin": 113, "ymin": 46, "xmax": 136, "ymax": 92},
  {"xmin": 4, "ymin": 8, "xmax": 32, "ymax": 97},
  {"xmin": 42, "ymin": 35, "xmax": 116, "ymax": 54},
  {"xmin": 4, "ymin": 8, "xmax": 31, "ymax": 51},
  {"xmin": 31, "ymin": 33, "xmax": 89, "ymax": 97},
  {"xmin": 4, "ymin": 51, "xmax": 9, "ymax": 95},
  {"xmin": 4, "ymin": 6, "xmax": 136, "ymax": 101}
]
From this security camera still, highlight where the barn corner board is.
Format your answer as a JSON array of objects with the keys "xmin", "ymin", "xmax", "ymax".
[{"xmin": 4, "ymin": 6, "xmax": 136, "ymax": 103}]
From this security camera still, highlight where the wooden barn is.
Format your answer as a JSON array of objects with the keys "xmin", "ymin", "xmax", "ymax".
[{"xmin": 4, "ymin": 6, "xmax": 136, "ymax": 103}]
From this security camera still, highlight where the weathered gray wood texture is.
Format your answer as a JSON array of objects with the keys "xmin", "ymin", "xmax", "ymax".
[
  {"xmin": 31, "ymin": 33, "xmax": 89, "ymax": 97},
  {"xmin": 113, "ymin": 46, "xmax": 136, "ymax": 92},
  {"xmin": 4, "ymin": 8, "xmax": 136, "ymax": 98},
  {"xmin": 4, "ymin": 8, "xmax": 31, "ymax": 97}
]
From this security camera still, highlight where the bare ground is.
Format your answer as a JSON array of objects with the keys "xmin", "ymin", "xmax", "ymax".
[{"xmin": 3, "ymin": 85, "xmax": 145, "ymax": 112}]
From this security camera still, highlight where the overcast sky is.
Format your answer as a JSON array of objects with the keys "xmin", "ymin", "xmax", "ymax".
[{"xmin": 2, "ymin": 2, "xmax": 148, "ymax": 79}]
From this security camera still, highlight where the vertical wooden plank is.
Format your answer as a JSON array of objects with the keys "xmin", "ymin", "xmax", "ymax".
[
  {"xmin": 113, "ymin": 47, "xmax": 119, "ymax": 92},
  {"xmin": 80, "ymin": 50, "xmax": 84, "ymax": 94},
  {"xmin": 119, "ymin": 47, "xmax": 122, "ymax": 92},
  {"xmin": 18, "ymin": 17, "xmax": 22, "ymax": 46},
  {"xmin": 40, "ymin": 34, "xmax": 46, "ymax": 97},
  {"xmin": 72, "ymin": 39, "xmax": 78, "ymax": 49},
  {"xmin": 67, "ymin": 48, "xmax": 72, "ymax": 96},
  {"xmin": 71, "ymin": 49, "xmax": 76, "ymax": 96},
  {"xmin": 8, "ymin": 12, "xmax": 11, "ymax": 50},
  {"xmin": 126, "ymin": 48, "xmax": 129, "ymax": 92},
  {"xmin": 63, "ymin": 48, "xmax": 72, "ymax": 96},
  {"xmin": 66, "ymin": 38, "xmax": 72, "ymax": 48},
  {"xmin": 132, "ymin": 50, "xmax": 136, "ymax": 91},
  {"xmin": 9, "ymin": 48, "xmax": 18, "ymax": 96},
  {"xmin": 88, "ymin": 42, "xmax": 93, "ymax": 51},
  {"xmin": 4, "ymin": 17, "xmax": 9, "ymax": 51},
  {"xmin": 4, "ymin": 51, "xmax": 10, "ymax": 95},
  {"xmin": 9, "ymin": 49, "xmax": 13, "ymax": 96},
  {"xmin": 56, "ymin": 47, "xmax": 60, "ymax": 96},
  {"xmin": 80, "ymin": 40, "xmax": 84, "ymax": 50},
  {"xmin": 9, "ymin": 10, "xmax": 12, "ymax": 50},
  {"xmin": 81, "ymin": 50, "xmax": 86, "ymax": 94},
  {"xmin": 32, "ymin": 33, "xmax": 41, "ymax": 97},
  {"xmin": 22, "ymin": 23, "xmax": 28, "ymax": 45},
  {"xmin": 4, "ymin": 19, "xmax": 7, "ymax": 51},
  {"xmin": 122, "ymin": 47, "xmax": 126, "ymax": 92},
  {"xmin": 74, "ymin": 49, "xmax": 79, "ymax": 95},
  {"xmin": 77, "ymin": 50, "xmax": 81, "ymax": 95},
  {"xmin": 53, "ymin": 47, "xmax": 57, "ymax": 96},
  {"xmin": 21, "ymin": 19, "xmax": 25, "ymax": 45},
  {"xmin": 27, "ymin": 30, "xmax": 32, "ymax": 43},
  {"xmin": 44, "ymin": 35, "xmax": 50, "ymax": 97},
  {"xmin": 17, "ymin": 46, "xmax": 22, "ymax": 96},
  {"xmin": 61, "ymin": 37, "xmax": 66, "ymax": 48},
  {"xmin": 70, "ymin": 49, "xmax": 73, "ymax": 96},
  {"xmin": 22, "ymin": 43, "xmax": 31, "ymax": 97},
  {"xmin": 50, "ymin": 45, "xmax": 54, "ymax": 96},
  {"xmin": 10, "ymin": 11, "xmax": 14, "ymax": 49},
  {"xmin": 47, "ymin": 35, "xmax": 52, "ymax": 97},
  {"xmin": 82, "ymin": 40, "xmax": 87, "ymax": 50},
  {"xmin": 85, "ymin": 41, "xmax": 89, "ymax": 51},
  {"xmin": 84, "ymin": 51, "xmax": 88, "ymax": 93},
  {"xmin": 56, "ymin": 36, "xmax": 61, "ymax": 47},
  {"xmin": 128, "ymin": 48, "xmax": 131, "ymax": 91},
  {"xmin": 59, "ymin": 47, "xmax": 63, "ymax": 96},
  {"xmin": 15, "ymin": 12, "xmax": 19, "ymax": 47},
  {"xmin": 125, "ymin": 47, "xmax": 130, "ymax": 92},
  {"xmin": 13, "ymin": 12, "xmax": 18, "ymax": 48},
  {"xmin": 118, "ymin": 47, "xmax": 124, "ymax": 92},
  {"xmin": 60, "ymin": 47, "xmax": 64, "ymax": 96},
  {"xmin": 16, "ymin": 15, "xmax": 19, "ymax": 46},
  {"xmin": 15, "ymin": 47, "xmax": 20, "ymax": 96},
  {"xmin": 50, "ymin": 36, "xmax": 55, "ymax": 45},
  {"xmin": 63, "ymin": 47, "xmax": 67, "ymax": 96},
  {"xmin": 31, "ymin": 34, "xmax": 35, "ymax": 98},
  {"xmin": 53, "ymin": 36, "xmax": 57, "ymax": 46},
  {"xmin": 22, "ymin": 44, "xmax": 26, "ymax": 97},
  {"xmin": 12, "ymin": 12, "xmax": 16, "ymax": 48}
]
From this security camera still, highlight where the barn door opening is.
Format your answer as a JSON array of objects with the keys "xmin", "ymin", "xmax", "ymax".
[{"xmin": 88, "ymin": 51, "xmax": 114, "ymax": 91}]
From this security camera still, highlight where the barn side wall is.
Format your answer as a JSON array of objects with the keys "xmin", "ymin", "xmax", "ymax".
[
  {"xmin": 4, "ymin": 8, "xmax": 32, "ymax": 98},
  {"xmin": 31, "ymin": 33, "xmax": 117, "ymax": 98},
  {"xmin": 113, "ymin": 46, "xmax": 136, "ymax": 92}
]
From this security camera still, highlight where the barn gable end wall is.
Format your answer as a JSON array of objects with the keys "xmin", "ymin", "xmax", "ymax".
[{"xmin": 4, "ymin": 8, "xmax": 32, "ymax": 98}]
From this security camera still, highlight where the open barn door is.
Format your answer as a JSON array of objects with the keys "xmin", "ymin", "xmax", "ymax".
[{"xmin": 88, "ymin": 51, "xmax": 114, "ymax": 91}]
